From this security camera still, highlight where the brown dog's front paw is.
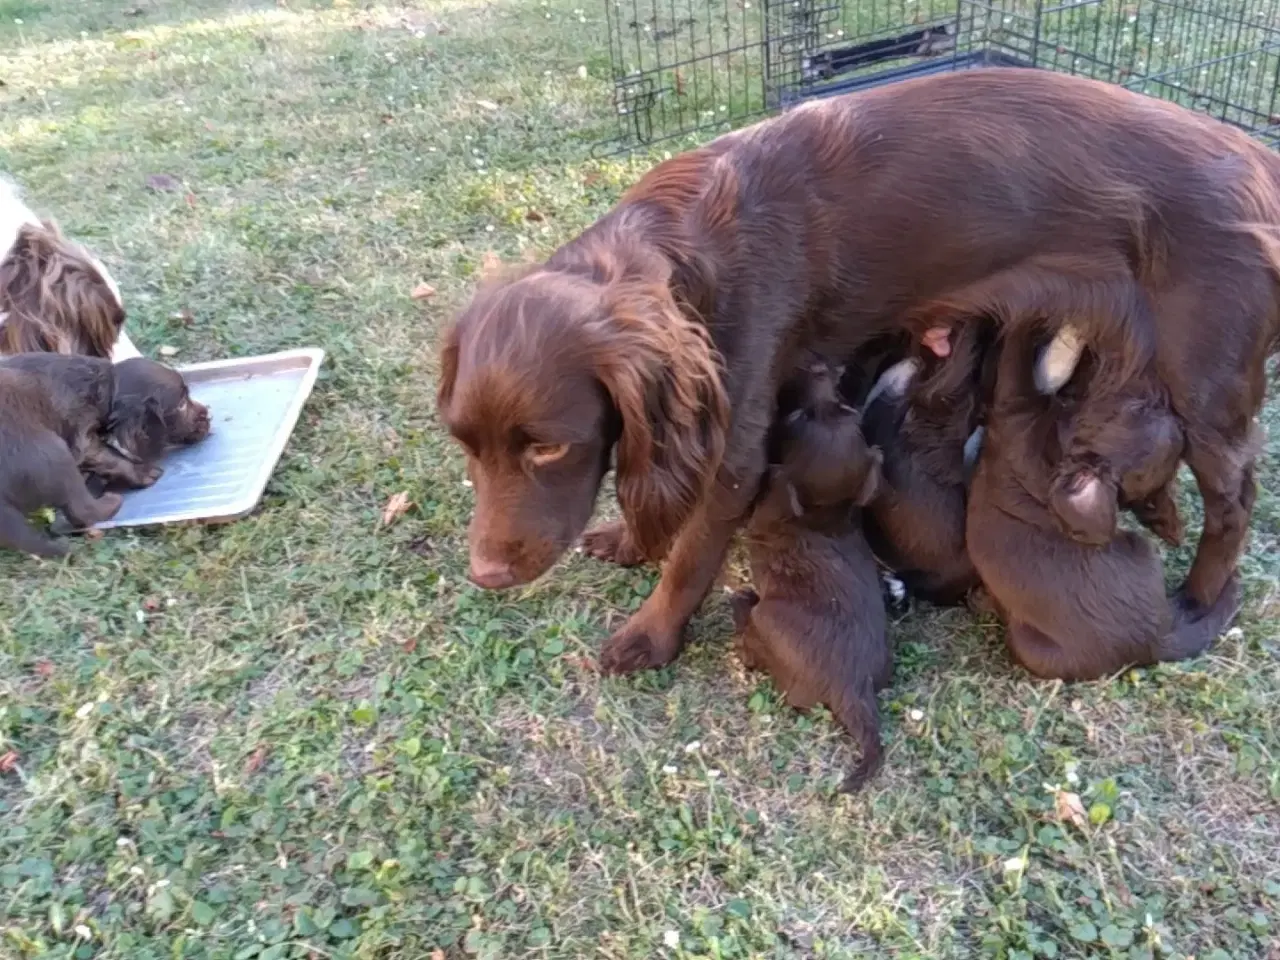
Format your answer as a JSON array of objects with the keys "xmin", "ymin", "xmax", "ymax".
[
  {"xmin": 580, "ymin": 520, "xmax": 647, "ymax": 566},
  {"xmin": 134, "ymin": 463, "xmax": 164, "ymax": 488},
  {"xmin": 598, "ymin": 617, "xmax": 682, "ymax": 675}
]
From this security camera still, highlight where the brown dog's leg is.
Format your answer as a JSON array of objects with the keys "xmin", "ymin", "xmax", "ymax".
[
  {"xmin": 728, "ymin": 588, "xmax": 760, "ymax": 633},
  {"xmin": 598, "ymin": 470, "xmax": 761, "ymax": 675},
  {"xmin": 58, "ymin": 484, "xmax": 123, "ymax": 530},
  {"xmin": 81, "ymin": 439, "xmax": 163, "ymax": 490},
  {"xmin": 580, "ymin": 519, "xmax": 649, "ymax": 566},
  {"xmin": 1131, "ymin": 484, "xmax": 1184, "ymax": 547},
  {"xmin": 1004, "ymin": 619, "xmax": 1146, "ymax": 683},
  {"xmin": 0, "ymin": 503, "xmax": 68, "ymax": 558},
  {"xmin": 1181, "ymin": 430, "xmax": 1259, "ymax": 615}
]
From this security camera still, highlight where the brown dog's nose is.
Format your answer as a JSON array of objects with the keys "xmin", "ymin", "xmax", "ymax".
[{"xmin": 469, "ymin": 555, "xmax": 517, "ymax": 590}]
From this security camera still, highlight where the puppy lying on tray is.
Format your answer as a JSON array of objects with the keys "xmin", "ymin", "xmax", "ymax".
[
  {"xmin": 730, "ymin": 360, "xmax": 891, "ymax": 792},
  {"xmin": 0, "ymin": 354, "xmax": 211, "ymax": 557}
]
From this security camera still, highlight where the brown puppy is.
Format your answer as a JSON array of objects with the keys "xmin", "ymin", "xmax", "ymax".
[
  {"xmin": 0, "ymin": 355, "xmax": 211, "ymax": 555},
  {"xmin": 440, "ymin": 68, "xmax": 1280, "ymax": 676},
  {"xmin": 0, "ymin": 356, "xmax": 124, "ymax": 556},
  {"xmin": 967, "ymin": 330, "xmax": 1242, "ymax": 682},
  {"xmin": 732, "ymin": 361, "xmax": 889, "ymax": 791},
  {"xmin": 86, "ymin": 357, "xmax": 213, "ymax": 493},
  {"xmin": 1046, "ymin": 353, "xmax": 1186, "ymax": 547},
  {"xmin": 856, "ymin": 322, "xmax": 991, "ymax": 605}
]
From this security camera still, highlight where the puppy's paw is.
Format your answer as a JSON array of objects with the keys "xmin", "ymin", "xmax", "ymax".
[
  {"xmin": 93, "ymin": 492, "xmax": 124, "ymax": 523},
  {"xmin": 580, "ymin": 520, "xmax": 646, "ymax": 566},
  {"xmin": 135, "ymin": 463, "xmax": 164, "ymax": 488},
  {"xmin": 598, "ymin": 616, "xmax": 682, "ymax": 675},
  {"xmin": 1034, "ymin": 323, "xmax": 1085, "ymax": 394},
  {"xmin": 865, "ymin": 357, "xmax": 922, "ymax": 409}
]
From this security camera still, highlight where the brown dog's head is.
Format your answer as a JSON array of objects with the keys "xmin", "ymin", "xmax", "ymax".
[
  {"xmin": 0, "ymin": 220, "xmax": 126, "ymax": 359},
  {"xmin": 772, "ymin": 361, "xmax": 882, "ymax": 517},
  {"xmin": 437, "ymin": 257, "xmax": 729, "ymax": 589},
  {"xmin": 109, "ymin": 358, "xmax": 211, "ymax": 462}
]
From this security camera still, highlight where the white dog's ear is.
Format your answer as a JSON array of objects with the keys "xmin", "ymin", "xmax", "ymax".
[{"xmin": 1034, "ymin": 323, "xmax": 1085, "ymax": 394}]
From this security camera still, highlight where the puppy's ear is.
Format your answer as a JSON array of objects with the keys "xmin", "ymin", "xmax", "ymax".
[
  {"xmin": 854, "ymin": 446, "xmax": 884, "ymax": 507},
  {"xmin": 1049, "ymin": 468, "xmax": 1118, "ymax": 545},
  {"xmin": 593, "ymin": 276, "xmax": 729, "ymax": 560},
  {"xmin": 111, "ymin": 395, "xmax": 168, "ymax": 462}
]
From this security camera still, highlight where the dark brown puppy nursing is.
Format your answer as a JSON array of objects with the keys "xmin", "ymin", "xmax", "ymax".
[
  {"xmin": 857, "ymin": 323, "xmax": 990, "ymax": 605},
  {"xmin": 0, "ymin": 354, "xmax": 211, "ymax": 556},
  {"xmin": 967, "ymin": 330, "xmax": 1243, "ymax": 682},
  {"xmin": 731, "ymin": 361, "xmax": 890, "ymax": 792}
]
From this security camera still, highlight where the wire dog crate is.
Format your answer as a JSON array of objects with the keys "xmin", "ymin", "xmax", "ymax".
[{"xmin": 599, "ymin": 0, "xmax": 1280, "ymax": 152}]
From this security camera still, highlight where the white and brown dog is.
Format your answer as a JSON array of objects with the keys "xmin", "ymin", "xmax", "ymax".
[{"xmin": 0, "ymin": 176, "xmax": 139, "ymax": 362}]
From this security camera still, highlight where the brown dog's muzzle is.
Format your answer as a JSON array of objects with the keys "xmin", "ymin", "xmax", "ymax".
[{"xmin": 177, "ymin": 401, "xmax": 212, "ymax": 444}]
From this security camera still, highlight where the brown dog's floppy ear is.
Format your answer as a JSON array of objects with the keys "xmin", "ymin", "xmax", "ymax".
[
  {"xmin": 592, "ymin": 275, "xmax": 729, "ymax": 560},
  {"xmin": 436, "ymin": 323, "xmax": 460, "ymax": 414},
  {"xmin": 108, "ymin": 395, "xmax": 168, "ymax": 463}
]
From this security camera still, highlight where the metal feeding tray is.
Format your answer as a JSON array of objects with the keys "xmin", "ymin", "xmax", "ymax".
[{"xmin": 91, "ymin": 347, "xmax": 325, "ymax": 530}]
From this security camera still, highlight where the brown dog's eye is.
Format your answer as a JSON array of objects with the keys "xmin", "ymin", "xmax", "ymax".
[{"xmin": 527, "ymin": 442, "xmax": 570, "ymax": 466}]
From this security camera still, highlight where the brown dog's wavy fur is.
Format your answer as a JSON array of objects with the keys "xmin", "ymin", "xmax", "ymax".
[
  {"xmin": 591, "ymin": 265, "xmax": 728, "ymax": 559},
  {"xmin": 0, "ymin": 221, "xmax": 124, "ymax": 359},
  {"xmin": 441, "ymin": 67, "xmax": 1280, "ymax": 675}
]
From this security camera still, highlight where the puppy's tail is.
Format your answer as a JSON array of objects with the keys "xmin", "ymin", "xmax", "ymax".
[
  {"xmin": 835, "ymin": 678, "xmax": 884, "ymax": 793},
  {"xmin": 1155, "ymin": 575, "xmax": 1242, "ymax": 663},
  {"xmin": 0, "ymin": 503, "xmax": 69, "ymax": 559}
]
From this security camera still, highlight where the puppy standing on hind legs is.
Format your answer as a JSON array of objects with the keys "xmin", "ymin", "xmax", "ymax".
[
  {"xmin": 731, "ymin": 362, "xmax": 890, "ymax": 792},
  {"xmin": 967, "ymin": 328, "xmax": 1242, "ymax": 682}
]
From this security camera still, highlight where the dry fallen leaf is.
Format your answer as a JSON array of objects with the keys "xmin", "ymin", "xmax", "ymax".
[
  {"xmin": 1054, "ymin": 789, "xmax": 1088, "ymax": 830},
  {"xmin": 244, "ymin": 745, "xmax": 269, "ymax": 776},
  {"xmin": 145, "ymin": 173, "xmax": 182, "ymax": 192},
  {"xmin": 34, "ymin": 660, "xmax": 54, "ymax": 678},
  {"xmin": 525, "ymin": 209, "xmax": 545, "ymax": 223},
  {"xmin": 410, "ymin": 282, "xmax": 436, "ymax": 300},
  {"xmin": 431, "ymin": 950, "xmax": 445, "ymax": 960},
  {"xmin": 382, "ymin": 491, "xmax": 413, "ymax": 527},
  {"xmin": 480, "ymin": 250, "xmax": 503, "ymax": 276},
  {"xmin": 401, "ymin": 637, "xmax": 418, "ymax": 654}
]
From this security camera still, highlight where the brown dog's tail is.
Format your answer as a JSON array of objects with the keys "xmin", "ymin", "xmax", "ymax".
[
  {"xmin": 835, "ymin": 678, "xmax": 884, "ymax": 793},
  {"xmin": 1155, "ymin": 576, "xmax": 1243, "ymax": 663}
]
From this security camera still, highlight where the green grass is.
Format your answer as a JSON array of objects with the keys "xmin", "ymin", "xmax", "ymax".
[{"xmin": 2, "ymin": 2, "xmax": 1280, "ymax": 958}]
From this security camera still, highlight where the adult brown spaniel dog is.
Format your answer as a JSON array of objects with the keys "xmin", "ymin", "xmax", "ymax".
[{"xmin": 437, "ymin": 67, "xmax": 1280, "ymax": 675}]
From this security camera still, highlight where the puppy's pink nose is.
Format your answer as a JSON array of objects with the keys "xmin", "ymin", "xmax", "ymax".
[{"xmin": 469, "ymin": 555, "xmax": 517, "ymax": 590}]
